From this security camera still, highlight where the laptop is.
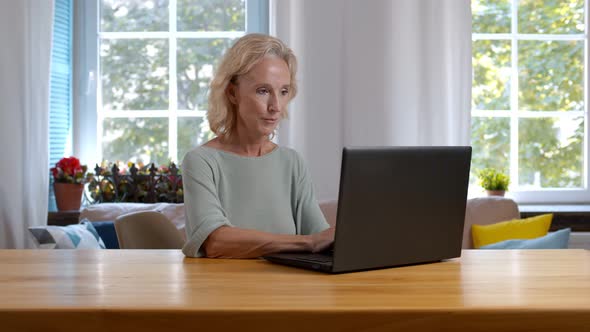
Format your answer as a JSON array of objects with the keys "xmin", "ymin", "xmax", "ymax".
[{"xmin": 263, "ymin": 146, "xmax": 472, "ymax": 273}]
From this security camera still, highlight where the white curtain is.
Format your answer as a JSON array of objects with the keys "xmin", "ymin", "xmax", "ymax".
[
  {"xmin": 0, "ymin": 0, "xmax": 54, "ymax": 248},
  {"xmin": 272, "ymin": 0, "xmax": 472, "ymax": 201}
]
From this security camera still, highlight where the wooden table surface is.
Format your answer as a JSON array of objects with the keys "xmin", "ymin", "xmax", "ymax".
[{"xmin": 1, "ymin": 249, "xmax": 589, "ymax": 332}]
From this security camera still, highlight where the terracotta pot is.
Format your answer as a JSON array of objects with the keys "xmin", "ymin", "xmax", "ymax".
[
  {"xmin": 54, "ymin": 183, "xmax": 84, "ymax": 211},
  {"xmin": 486, "ymin": 190, "xmax": 506, "ymax": 197}
]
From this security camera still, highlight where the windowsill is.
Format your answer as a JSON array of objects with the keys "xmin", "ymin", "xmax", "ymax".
[
  {"xmin": 518, "ymin": 204, "xmax": 590, "ymax": 232},
  {"xmin": 519, "ymin": 204, "xmax": 590, "ymax": 213},
  {"xmin": 48, "ymin": 211, "xmax": 80, "ymax": 226}
]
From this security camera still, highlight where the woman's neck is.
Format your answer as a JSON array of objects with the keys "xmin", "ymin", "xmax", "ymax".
[{"xmin": 214, "ymin": 135, "xmax": 275, "ymax": 157}]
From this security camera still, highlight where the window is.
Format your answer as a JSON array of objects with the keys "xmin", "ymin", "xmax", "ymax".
[
  {"xmin": 49, "ymin": 0, "xmax": 74, "ymax": 210},
  {"xmin": 471, "ymin": 0, "xmax": 588, "ymax": 203},
  {"xmin": 74, "ymin": 0, "xmax": 268, "ymax": 166}
]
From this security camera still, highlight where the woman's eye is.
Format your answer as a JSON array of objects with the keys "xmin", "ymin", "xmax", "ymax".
[
  {"xmin": 281, "ymin": 89, "xmax": 289, "ymax": 96},
  {"xmin": 256, "ymin": 88, "xmax": 269, "ymax": 95}
]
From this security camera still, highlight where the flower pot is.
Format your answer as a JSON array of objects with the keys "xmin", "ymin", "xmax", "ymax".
[
  {"xmin": 54, "ymin": 183, "xmax": 84, "ymax": 211},
  {"xmin": 486, "ymin": 190, "xmax": 505, "ymax": 197}
]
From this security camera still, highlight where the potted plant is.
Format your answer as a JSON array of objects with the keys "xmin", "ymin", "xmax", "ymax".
[
  {"xmin": 477, "ymin": 168, "xmax": 510, "ymax": 197},
  {"xmin": 87, "ymin": 161, "xmax": 183, "ymax": 203},
  {"xmin": 50, "ymin": 157, "xmax": 92, "ymax": 211}
]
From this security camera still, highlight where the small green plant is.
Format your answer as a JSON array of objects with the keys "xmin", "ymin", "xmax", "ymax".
[{"xmin": 477, "ymin": 168, "xmax": 510, "ymax": 191}]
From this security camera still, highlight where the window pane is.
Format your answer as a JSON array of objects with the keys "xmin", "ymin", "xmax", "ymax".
[
  {"xmin": 102, "ymin": 117, "xmax": 169, "ymax": 165},
  {"xmin": 518, "ymin": 0, "xmax": 584, "ymax": 34},
  {"xmin": 101, "ymin": 39, "xmax": 169, "ymax": 110},
  {"xmin": 177, "ymin": 38, "xmax": 235, "ymax": 110},
  {"xmin": 101, "ymin": 0, "xmax": 169, "ymax": 32},
  {"xmin": 519, "ymin": 40, "xmax": 583, "ymax": 111},
  {"xmin": 473, "ymin": 40, "xmax": 511, "ymax": 110},
  {"xmin": 177, "ymin": 0, "xmax": 245, "ymax": 31},
  {"xmin": 519, "ymin": 117, "xmax": 584, "ymax": 188},
  {"xmin": 178, "ymin": 117, "xmax": 214, "ymax": 161},
  {"xmin": 470, "ymin": 117, "xmax": 510, "ymax": 185},
  {"xmin": 472, "ymin": 0, "xmax": 511, "ymax": 33}
]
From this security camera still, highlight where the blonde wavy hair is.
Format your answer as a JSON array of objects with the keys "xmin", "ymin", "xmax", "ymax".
[{"xmin": 207, "ymin": 34, "xmax": 298, "ymax": 139}]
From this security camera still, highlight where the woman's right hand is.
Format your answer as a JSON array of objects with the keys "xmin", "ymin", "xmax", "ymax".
[{"xmin": 308, "ymin": 227, "xmax": 335, "ymax": 253}]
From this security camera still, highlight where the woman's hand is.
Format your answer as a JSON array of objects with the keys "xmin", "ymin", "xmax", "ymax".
[
  {"xmin": 308, "ymin": 227, "xmax": 335, "ymax": 253},
  {"xmin": 200, "ymin": 226, "xmax": 336, "ymax": 258}
]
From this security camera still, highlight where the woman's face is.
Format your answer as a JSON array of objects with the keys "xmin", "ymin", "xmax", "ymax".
[{"xmin": 228, "ymin": 55, "xmax": 291, "ymax": 139}]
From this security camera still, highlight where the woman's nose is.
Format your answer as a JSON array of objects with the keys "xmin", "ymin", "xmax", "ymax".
[{"xmin": 268, "ymin": 94, "xmax": 280, "ymax": 112}]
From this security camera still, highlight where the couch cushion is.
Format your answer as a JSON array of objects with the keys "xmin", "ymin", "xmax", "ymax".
[
  {"xmin": 471, "ymin": 213, "xmax": 553, "ymax": 248},
  {"xmin": 84, "ymin": 220, "xmax": 119, "ymax": 249},
  {"xmin": 29, "ymin": 221, "xmax": 106, "ymax": 249},
  {"xmin": 480, "ymin": 228, "xmax": 570, "ymax": 249},
  {"xmin": 80, "ymin": 203, "xmax": 186, "ymax": 240}
]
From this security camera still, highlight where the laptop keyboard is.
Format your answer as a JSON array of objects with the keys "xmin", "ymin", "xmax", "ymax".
[{"xmin": 287, "ymin": 253, "xmax": 333, "ymax": 263}]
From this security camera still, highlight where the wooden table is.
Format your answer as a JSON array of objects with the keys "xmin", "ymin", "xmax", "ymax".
[{"xmin": 1, "ymin": 250, "xmax": 589, "ymax": 332}]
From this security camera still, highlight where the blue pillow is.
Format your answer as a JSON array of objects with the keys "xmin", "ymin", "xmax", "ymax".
[
  {"xmin": 87, "ymin": 220, "xmax": 120, "ymax": 249},
  {"xmin": 480, "ymin": 228, "xmax": 571, "ymax": 249}
]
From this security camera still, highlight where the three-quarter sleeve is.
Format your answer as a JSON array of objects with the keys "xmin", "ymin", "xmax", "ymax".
[
  {"xmin": 181, "ymin": 152, "xmax": 232, "ymax": 257},
  {"xmin": 293, "ymin": 153, "xmax": 331, "ymax": 235}
]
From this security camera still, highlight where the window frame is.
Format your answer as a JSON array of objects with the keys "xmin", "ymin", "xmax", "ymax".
[
  {"xmin": 73, "ymin": 0, "xmax": 269, "ymax": 167},
  {"xmin": 471, "ymin": 0, "xmax": 590, "ymax": 204}
]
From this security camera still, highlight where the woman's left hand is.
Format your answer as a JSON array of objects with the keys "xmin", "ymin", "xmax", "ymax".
[{"xmin": 308, "ymin": 227, "xmax": 335, "ymax": 253}]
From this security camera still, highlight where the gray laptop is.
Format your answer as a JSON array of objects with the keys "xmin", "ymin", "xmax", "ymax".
[{"xmin": 263, "ymin": 146, "xmax": 472, "ymax": 273}]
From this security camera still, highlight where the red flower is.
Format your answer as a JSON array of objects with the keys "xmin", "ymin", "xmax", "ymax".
[
  {"xmin": 51, "ymin": 157, "xmax": 89, "ymax": 184},
  {"xmin": 57, "ymin": 157, "xmax": 82, "ymax": 177},
  {"xmin": 50, "ymin": 167, "xmax": 58, "ymax": 178}
]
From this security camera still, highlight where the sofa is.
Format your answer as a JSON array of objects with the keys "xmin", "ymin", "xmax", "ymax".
[{"xmin": 78, "ymin": 197, "xmax": 590, "ymax": 250}]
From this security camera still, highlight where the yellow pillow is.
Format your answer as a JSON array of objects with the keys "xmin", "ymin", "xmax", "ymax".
[{"xmin": 471, "ymin": 214, "xmax": 553, "ymax": 249}]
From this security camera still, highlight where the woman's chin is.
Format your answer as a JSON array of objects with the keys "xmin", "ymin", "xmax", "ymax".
[
  {"xmin": 262, "ymin": 130, "xmax": 275, "ymax": 137},
  {"xmin": 260, "ymin": 124, "xmax": 279, "ymax": 136}
]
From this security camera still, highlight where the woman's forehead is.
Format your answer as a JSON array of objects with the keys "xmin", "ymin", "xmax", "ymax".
[{"xmin": 241, "ymin": 56, "xmax": 290, "ymax": 84}]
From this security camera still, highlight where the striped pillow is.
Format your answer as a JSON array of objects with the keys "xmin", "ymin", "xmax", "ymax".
[{"xmin": 29, "ymin": 221, "xmax": 106, "ymax": 249}]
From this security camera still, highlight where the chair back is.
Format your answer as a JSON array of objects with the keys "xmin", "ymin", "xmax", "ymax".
[
  {"xmin": 114, "ymin": 211, "xmax": 185, "ymax": 249},
  {"xmin": 463, "ymin": 197, "xmax": 520, "ymax": 249}
]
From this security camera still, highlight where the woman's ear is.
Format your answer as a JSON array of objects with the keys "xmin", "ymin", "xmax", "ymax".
[{"xmin": 226, "ymin": 83, "xmax": 238, "ymax": 105}]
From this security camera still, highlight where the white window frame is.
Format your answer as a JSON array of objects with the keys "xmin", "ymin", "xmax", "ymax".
[
  {"xmin": 74, "ymin": 0, "xmax": 268, "ymax": 167},
  {"xmin": 471, "ymin": 0, "xmax": 590, "ymax": 204}
]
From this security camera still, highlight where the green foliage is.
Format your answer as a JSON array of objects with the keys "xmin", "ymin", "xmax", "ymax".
[
  {"xmin": 470, "ymin": 117, "xmax": 510, "ymax": 184},
  {"xmin": 472, "ymin": 40, "xmax": 511, "ymax": 110},
  {"xmin": 101, "ymin": 0, "xmax": 169, "ymax": 32},
  {"xmin": 470, "ymin": 0, "xmax": 585, "ymax": 189},
  {"xmin": 177, "ymin": 38, "xmax": 234, "ymax": 111},
  {"xmin": 518, "ymin": 0, "xmax": 584, "ymax": 34},
  {"xmin": 472, "ymin": 0, "xmax": 584, "ymax": 34},
  {"xmin": 472, "ymin": 0, "xmax": 511, "ymax": 33},
  {"xmin": 518, "ymin": 117, "xmax": 583, "ymax": 188},
  {"xmin": 176, "ymin": 0, "xmax": 245, "ymax": 32},
  {"xmin": 102, "ymin": 117, "xmax": 169, "ymax": 165},
  {"xmin": 101, "ymin": 39, "xmax": 169, "ymax": 110},
  {"xmin": 519, "ymin": 40, "xmax": 583, "ymax": 112},
  {"xmin": 477, "ymin": 168, "xmax": 510, "ymax": 191}
]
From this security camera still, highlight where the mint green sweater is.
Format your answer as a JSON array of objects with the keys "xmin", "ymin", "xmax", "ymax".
[{"xmin": 181, "ymin": 145, "xmax": 329, "ymax": 257}]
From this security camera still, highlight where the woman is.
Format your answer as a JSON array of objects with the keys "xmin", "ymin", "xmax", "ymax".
[{"xmin": 182, "ymin": 34, "xmax": 334, "ymax": 258}]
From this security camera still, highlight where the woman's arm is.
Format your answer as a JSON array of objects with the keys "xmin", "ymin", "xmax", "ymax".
[{"xmin": 203, "ymin": 226, "xmax": 335, "ymax": 259}]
